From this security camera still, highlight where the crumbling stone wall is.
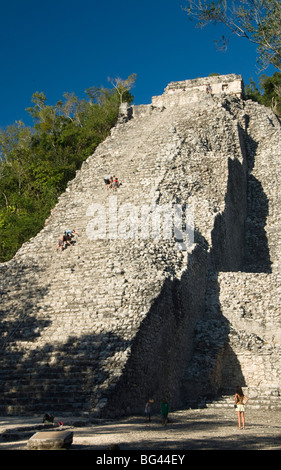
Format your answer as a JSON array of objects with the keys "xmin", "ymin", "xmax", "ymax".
[
  {"xmin": 152, "ymin": 74, "xmax": 244, "ymax": 107},
  {"xmin": 182, "ymin": 98, "xmax": 281, "ymax": 407},
  {"xmin": 0, "ymin": 74, "xmax": 280, "ymax": 416}
]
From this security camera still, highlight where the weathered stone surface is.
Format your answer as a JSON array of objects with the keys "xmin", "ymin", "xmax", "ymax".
[
  {"xmin": 0, "ymin": 73, "xmax": 280, "ymax": 416},
  {"xmin": 27, "ymin": 430, "xmax": 73, "ymax": 450},
  {"xmin": 152, "ymin": 73, "xmax": 244, "ymax": 107}
]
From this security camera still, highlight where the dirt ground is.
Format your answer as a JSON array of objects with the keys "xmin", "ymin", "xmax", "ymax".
[{"xmin": 1, "ymin": 406, "xmax": 281, "ymax": 451}]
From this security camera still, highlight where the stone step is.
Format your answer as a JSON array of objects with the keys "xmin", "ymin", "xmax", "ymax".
[
  {"xmin": 0, "ymin": 89, "xmax": 280, "ymax": 417},
  {"xmin": 205, "ymin": 396, "xmax": 281, "ymax": 410}
]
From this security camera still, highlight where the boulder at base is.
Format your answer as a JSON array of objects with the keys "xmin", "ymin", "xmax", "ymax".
[{"xmin": 27, "ymin": 430, "xmax": 73, "ymax": 450}]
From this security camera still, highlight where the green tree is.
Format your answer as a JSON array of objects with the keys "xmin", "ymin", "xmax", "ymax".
[
  {"xmin": 245, "ymin": 78, "xmax": 263, "ymax": 103},
  {"xmin": 107, "ymin": 73, "xmax": 137, "ymax": 103},
  {"xmin": 0, "ymin": 122, "xmax": 33, "ymax": 198},
  {"xmin": 183, "ymin": 0, "xmax": 281, "ymax": 71},
  {"xmin": 245, "ymin": 72, "xmax": 281, "ymax": 116},
  {"xmin": 259, "ymin": 72, "xmax": 281, "ymax": 114}
]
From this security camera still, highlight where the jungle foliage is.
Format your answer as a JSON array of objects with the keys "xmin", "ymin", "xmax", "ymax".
[
  {"xmin": 0, "ymin": 80, "xmax": 134, "ymax": 262},
  {"xmin": 245, "ymin": 72, "xmax": 281, "ymax": 116}
]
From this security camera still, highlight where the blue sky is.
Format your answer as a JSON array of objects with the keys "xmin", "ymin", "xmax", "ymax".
[{"xmin": 0, "ymin": 0, "xmax": 271, "ymax": 129}]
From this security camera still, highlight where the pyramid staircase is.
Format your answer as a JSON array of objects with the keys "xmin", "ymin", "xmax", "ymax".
[
  {"xmin": 0, "ymin": 102, "xmax": 214, "ymax": 416},
  {"xmin": 0, "ymin": 90, "xmax": 281, "ymax": 416}
]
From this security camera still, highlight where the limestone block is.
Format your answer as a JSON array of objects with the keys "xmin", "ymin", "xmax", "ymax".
[{"xmin": 27, "ymin": 430, "xmax": 73, "ymax": 450}]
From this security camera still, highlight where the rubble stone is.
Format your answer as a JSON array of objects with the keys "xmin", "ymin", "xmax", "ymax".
[{"xmin": 27, "ymin": 430, "xmax": 73, "ymax": 450}]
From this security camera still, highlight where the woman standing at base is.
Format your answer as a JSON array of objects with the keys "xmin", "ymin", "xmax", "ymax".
[{"xmin": 235, "ymin": 386, "xmax": 248, "ymax": 429}]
